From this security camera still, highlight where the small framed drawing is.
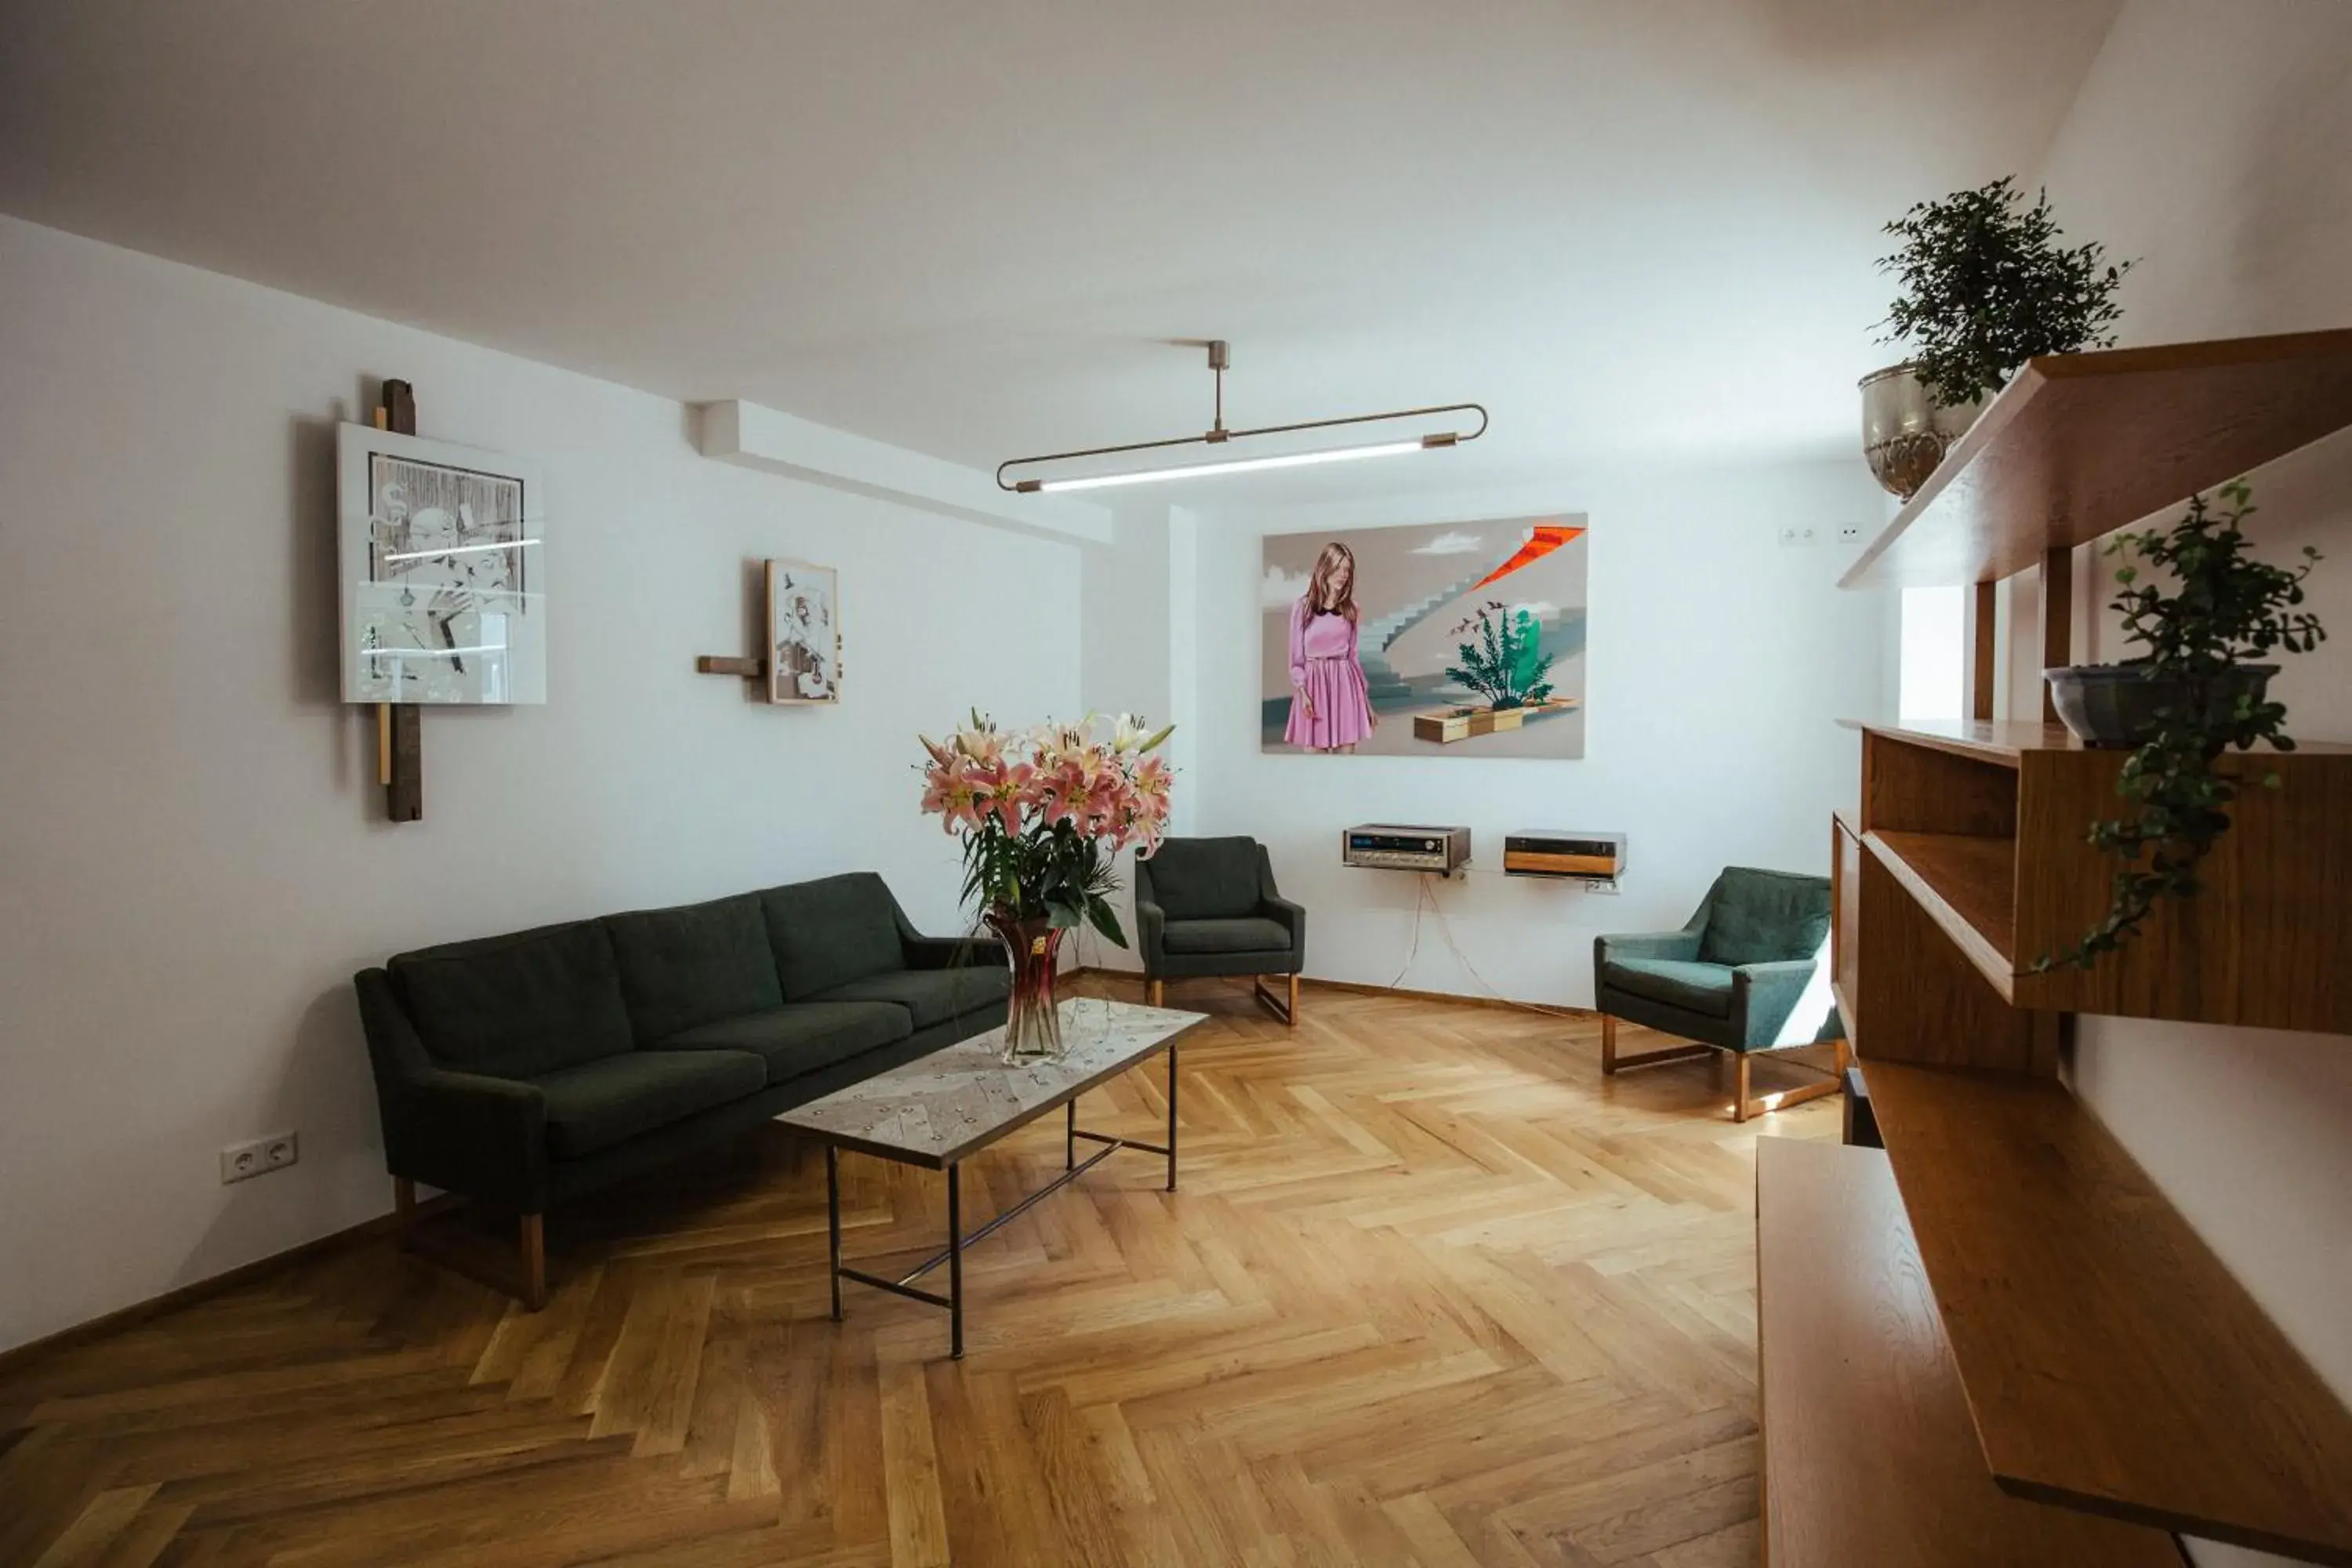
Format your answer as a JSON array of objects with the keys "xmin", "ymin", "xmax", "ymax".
[
  {"xmin": 766, "ymin": 559, "xmax": 840, "ymax": 704},
  {"xmin": 336, "ymin": 423, "xmax": 546, "ymax": 705}
]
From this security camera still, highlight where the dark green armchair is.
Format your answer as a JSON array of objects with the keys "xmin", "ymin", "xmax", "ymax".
[
  {"xmin": 1593, "ymin": 866, "xmax": 1846, "ymax": 1122},
  {"xmin": 1134, "ymin": 837, "xmax": 1305, "ymax": 1025}
]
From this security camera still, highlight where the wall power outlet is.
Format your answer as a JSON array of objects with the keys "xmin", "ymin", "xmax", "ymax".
[{"xmin": 221, "ymin": 1131, "xmax": 298, "ymax": 1185}]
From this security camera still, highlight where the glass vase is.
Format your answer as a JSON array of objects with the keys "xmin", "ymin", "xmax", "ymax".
[{"xmin": 985, "ymin": 908, "xmax": 1066, "ymax": 1065}]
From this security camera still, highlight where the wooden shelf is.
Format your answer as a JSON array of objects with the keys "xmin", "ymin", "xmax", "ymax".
[
  {"xmin": 1841, "ymin": 326, "xmax": 2352, "ymax": 590},
  {"xmin": 1853, "ymin": 724, "xmax": 2352, "ymax": 1033},
  {"xmin": 1864, "ymin": 1063, "xmax": 2352, "ymax": 1565},
  {"xmin": 1755, "ymin": 1137, "xmax": 2182, "ymax": 1567},
  {"xmin": 1848, "ymin": 716, "xmax": 2352, "ymax": 761},
  {"xmin": 1867, "ymin": 830, "xmax": 2016, "ymax": 985}
]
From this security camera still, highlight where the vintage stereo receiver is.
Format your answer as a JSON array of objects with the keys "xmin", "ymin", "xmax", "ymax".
[
  {"xmin": 1341, "ymin": 824, "xmax": 1472, "ymax": 874},
  {"xmin": 1502, "ymin": 830, "xmax": 1626, "ymax": 881}
]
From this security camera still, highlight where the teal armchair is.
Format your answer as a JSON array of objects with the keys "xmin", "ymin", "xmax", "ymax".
[{"xmin": 1592, "ymin": 866, "xmax": 1847, "ymax": 1121}]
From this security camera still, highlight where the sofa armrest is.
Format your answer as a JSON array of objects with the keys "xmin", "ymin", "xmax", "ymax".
[
  {"xmin": 901, "ymin": 932, "xmax": 993, "ymax": 970},
  {"xmin": 395, "ymin": 1068, "xmax": 551, "ymax": 1209},
  {"xmin": 355, "ymin": 967, "xmax": 550, "ymax": 1210},
  {"xmin": 1594, "ymin": 930, "xmax": 1704, "ymax": 967},
  {"xmin": 1733, "ymin": 958, "xmax": 1834, "ymax": 1049}
]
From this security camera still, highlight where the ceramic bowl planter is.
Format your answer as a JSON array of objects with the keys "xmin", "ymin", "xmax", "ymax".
[
  {"xmin": 2043, "ymin": 662, "xmax": 2279, "ymax": 749},
  {"xmin": 1860, "ymin": 362, "xmax": 1981, "ymax": 499}
]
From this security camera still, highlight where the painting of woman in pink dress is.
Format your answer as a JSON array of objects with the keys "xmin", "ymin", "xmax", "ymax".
[{"xmin": 1285, "ymin": 542, "xmax": 1378, "ymax": 753}]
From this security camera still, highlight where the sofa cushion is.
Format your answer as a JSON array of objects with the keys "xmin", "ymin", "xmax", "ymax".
[
  {"xmin": 532, "ymin": 1048, "xmax": 767, "ymax": 1160},
  {"xmin": 760, "ymin": 873, "xmax": 906, "ymax": 999},
  {"xmin": 604, "ymin": 893, "xmax": 785, "ymax": 1042},
  {"xmin": 1163, "ymin": 916, "xmax": 1293, "ymax": 955},
  {"xmin": 657, "ymin": 1001, "xmax": 912, "ymax": 1085},
  {"xmin": 1603, "ymin": 957, "xmax": 1735, "ymax": 1019},
  {"xmin": 390, "ymin": 920, "xmax": 636, "ymax": 1079},
  {"xmin": 1698, "ymin": 868, "xmax": 1831, "ymax": 967},
  {"xmin": 1143, "ymin": 838, "xmax": 1262, "ymax": 920},
  {"xmin": 810, "ymin": 966, "xmax": 1012, "ymax": 1030}
]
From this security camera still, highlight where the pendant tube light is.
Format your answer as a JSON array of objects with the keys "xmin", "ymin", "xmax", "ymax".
[{"xmin": 996, "ymin": 340, "xmax": 1486, "ymax": 494}]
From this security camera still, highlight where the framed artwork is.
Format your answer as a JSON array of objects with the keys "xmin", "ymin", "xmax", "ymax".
[
  {"xmin": 1260, "ymin": 514, "xmax": 1588, "ymax": 759},
  {"xmin": 336, "ymin": 423, "xmax": 546, "ymax": 705},
  {"xmin": 766, "ymin": 559, "xmax": 840, "ymax": 704}
]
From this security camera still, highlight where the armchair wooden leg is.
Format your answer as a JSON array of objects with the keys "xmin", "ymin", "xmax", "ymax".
[
  {"xmin": 393, "ymin": 1176, "xmax": 416, "ymax": 1240},
  {"xmin": 519, "ymin": 1214, "xmax": 547, "ymax": 1312},
  {"xmin": 1250, "ymin": 973, "xmax": 1299, "ymax": 1026},
  {"xmin": 1147, "ymin": 978, "xmax": 1165, "ymax": 1008},
  {"xmin": 1732, "ymin": 1043, "xmax": 1850, "ymax": 1121},
  {"xmin": 1600, "ymin": 1012, "xmax": 1717, "ymax": 1076},
  {"xmin": 1733, "ymin": 1054, "xmax": 1752, "ymax": 1123}
]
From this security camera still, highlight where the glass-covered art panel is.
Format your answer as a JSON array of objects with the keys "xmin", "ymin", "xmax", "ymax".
[{"xmin": 337, "ymin": 423, "xmax": 546, "ymax": 705}]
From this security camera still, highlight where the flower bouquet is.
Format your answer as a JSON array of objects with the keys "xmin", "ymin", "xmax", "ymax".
[{"xmin": 919, "ymin": 712, "xmax": 1174, "ymax": 1061}]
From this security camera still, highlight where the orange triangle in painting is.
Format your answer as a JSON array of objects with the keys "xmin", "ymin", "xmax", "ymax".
[{"xmin": 1472, "ymin": 524, "xmax": 1584, "ymax": 590}]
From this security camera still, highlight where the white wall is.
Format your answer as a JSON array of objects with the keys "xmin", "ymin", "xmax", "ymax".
[
  {"xmin": 1184, "ymin": 463, "xmax": 1890, "ymax": 1005},
  {"xmin": 2024, "ymin": 6, "xmax": 2352, "ymax": 1563},
  {"xmin": 0, "ymin": 215, "xmax": 1083, "ymax": 1353}
]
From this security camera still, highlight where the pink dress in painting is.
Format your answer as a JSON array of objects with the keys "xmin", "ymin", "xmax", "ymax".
[{"xmin": 1285, "ymin": 597, "xmax": 1376, "ymax": 749}]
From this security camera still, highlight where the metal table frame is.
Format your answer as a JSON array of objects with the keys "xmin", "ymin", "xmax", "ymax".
[{"xmin": 822, "ymin": 1039, "xmax": 1179, "ymax": 1359}]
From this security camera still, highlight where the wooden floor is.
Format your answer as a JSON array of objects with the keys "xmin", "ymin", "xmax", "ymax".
[{"xmin": 0, "ymin": 978, "xmax": 1841, "ymax": 1568}]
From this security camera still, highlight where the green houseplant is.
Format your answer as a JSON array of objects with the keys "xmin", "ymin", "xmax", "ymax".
[
  {"xmin": 1861, "ymin": 177, "xmax": 2132, "ymax": 498},
  {"xmin": 1446, "ymin": 601, "xmax": 1555, "ymax": 711},
  {"xmin": 2043, "ymin": 481, "xmax": 2325, "ymax": 968}
]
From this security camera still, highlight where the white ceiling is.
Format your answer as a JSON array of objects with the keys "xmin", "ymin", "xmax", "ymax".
[{"xmin": 0, "ymin": 0, "xmax": 2122, "ymax": 505}]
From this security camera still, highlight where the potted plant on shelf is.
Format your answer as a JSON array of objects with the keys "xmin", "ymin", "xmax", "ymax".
[
  {"xmin": 918, "ymin": 711, "xmax": 1174, "ymax": 1061},
  {"xmin": 1863, "ymin": 176, "xmax": 2133, "ymax": 498},
  {"xmin": 2042, "ymin": 481, "xmax": 2325, "ymax": 967}
]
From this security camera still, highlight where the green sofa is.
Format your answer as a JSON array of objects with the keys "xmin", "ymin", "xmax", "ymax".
[
  {"xmin": 1592, "ymin": 866, "xmax": 1847, "ymax": 1123},
  {"xmin": 355, "ymin": 872, "xmax": 1007, "ymax": 1305}
]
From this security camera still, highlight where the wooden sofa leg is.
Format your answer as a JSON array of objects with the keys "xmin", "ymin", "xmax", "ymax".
[
  {"xmin": 1733, "ymin": 1054, "xmax": 1752, "ymax": 1123},
  {"xmin": 1148, "ymin": 978, "xmax": 1165, "ymax": 1008},
  {"xmin": 1602, "ymin": 1013, "xmax": 1617, "ymax": 1073},
  {"xmin": 1289, "ymin": 972, "xmax": 1300, "ymax": 1027},
  {"xmin": 393, "ymin": 1176, "xmax": 416, "ymax": 1240},
  {"xmin": 520, "ymin": 1214, "xmax": 547, "ymax": 1312}
]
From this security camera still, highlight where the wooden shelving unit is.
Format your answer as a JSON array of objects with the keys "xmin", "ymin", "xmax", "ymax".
[
  {"xmin": 1766, "ymin": 327, "xmax": 2352, "ymax": 1567},
  {"xmin": 1854, "ymin": 720, "xmax": 2352, "ymax": 1033},
  {"xmin": 1840, "ymin": 326, "xmax": 2352, "ymax": 590},
  {"xmin": 1864, "ymin": 1064, "xmax": 2352, "ymax": 1563},
  {"xmin": 1755, "ymin": 1138, "xmax": 2182, "ymax": 1567}
]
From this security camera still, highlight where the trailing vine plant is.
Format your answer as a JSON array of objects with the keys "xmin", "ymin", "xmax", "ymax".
[
  {"xmin": 1878, "ymin": 176, "xmax": 2132, "ymax": 408},
  {"xmin": 2042, "ymin": 481, "xmax": 2325, "ymax": 969}
]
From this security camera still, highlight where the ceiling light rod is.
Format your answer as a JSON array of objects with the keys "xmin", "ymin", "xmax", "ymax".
[{"xmin": 996, "ymin": 339, "xmax": 1486, "ymax": 493}]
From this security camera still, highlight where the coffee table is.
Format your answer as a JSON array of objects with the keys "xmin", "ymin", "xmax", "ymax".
[{"xmin": 776, "ymin": 998, "xmax": 1205, "ymax": 1358}]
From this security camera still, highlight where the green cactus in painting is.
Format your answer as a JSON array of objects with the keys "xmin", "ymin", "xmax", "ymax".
[{"xmin": 1446, "ymin": 601, "xmax": 1556, "ymax": 710}]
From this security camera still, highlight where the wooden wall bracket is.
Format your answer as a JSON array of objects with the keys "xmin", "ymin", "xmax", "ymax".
[
  {"xmin": 695, "ymin": 655, "xmax": 765, "ymax": 679},
  {"xmin": 376, "ymin": 378, "xmax": 424, "ymax": 822}
]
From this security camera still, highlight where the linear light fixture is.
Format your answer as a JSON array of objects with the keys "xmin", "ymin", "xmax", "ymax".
[{"xmin": 996, "ymin": 340, "xmax": 1486, "ymax": 493}]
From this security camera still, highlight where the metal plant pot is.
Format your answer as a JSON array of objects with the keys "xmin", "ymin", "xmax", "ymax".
[
  {"xmin": 1860, "ymin": 363, "xmax": 1981, "ymax": 499},
  {"xmin": 2043, "ymin": 663, "xmax": 2279, "ymax": 749}
]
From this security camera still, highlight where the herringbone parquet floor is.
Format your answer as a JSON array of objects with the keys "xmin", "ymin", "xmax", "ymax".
[{"xmin": 0, "ymin": 979, "xmax": 1841, "ymax": 1568}]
